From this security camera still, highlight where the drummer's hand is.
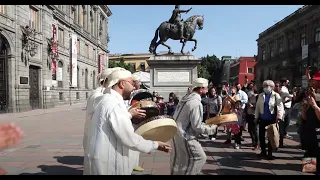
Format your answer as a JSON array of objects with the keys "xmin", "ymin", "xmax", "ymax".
[
  {"xmin": 156, "ymin": 141, "xmax": 172, "ymax": 153},
  {"xmin": 129, "ymin": 107, "xmax": 146, "ymax": 119}
]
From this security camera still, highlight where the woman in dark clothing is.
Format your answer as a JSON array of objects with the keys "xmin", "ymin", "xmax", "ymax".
[
  {"xmin": 201, "ymin": 93, "xmax": 209, "ymax": 123},
  {"xmin": 166, "ymin": 92, "xmax": 176, "ymax": 116},
  {"xmin": 246, "ymin": 85, "xmax": 259, "ymax": 150},
  {"xmin": 301, "ymin": 90, "xmax": 320, "ymax": 174}
]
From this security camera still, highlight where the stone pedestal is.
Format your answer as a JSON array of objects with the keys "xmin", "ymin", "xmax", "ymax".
[{"xmin": 147, "ymin": 54, "xmax": 201, "ymax": 101}]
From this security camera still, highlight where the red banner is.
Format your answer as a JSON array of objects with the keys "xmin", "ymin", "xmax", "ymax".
[{"xmin": 98, "ymin": 53, "xmax": 104, "ymax": 73}]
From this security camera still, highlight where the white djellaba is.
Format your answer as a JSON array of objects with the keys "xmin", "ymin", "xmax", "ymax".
[
  {"xmin": 83, "ymin": 69, "xmax": 161, "ymax": 175},
  {"xmin": 170, "ymin": 77, "xmax": 217, "ymax": 175},
  {"xmin": 83, "ymin": 67, "xmax": 124, "ymax": 174},
  {"xmin": 83, "ymin": 68, "xmax": 114, "ymax": 152},
  {"xmin": 128, "ymin": 72, "xmax": 142, "ymax": 171}
]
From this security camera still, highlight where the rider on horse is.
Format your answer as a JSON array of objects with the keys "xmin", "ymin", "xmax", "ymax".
[{"xmin": 168, "ymin": 5, "xmax": 192, "ymax": 43}]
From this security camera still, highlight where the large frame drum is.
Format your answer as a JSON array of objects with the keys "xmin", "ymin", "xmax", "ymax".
[
  {"xmin": 135, "ymin": 115, "xmax": 177, "ymax": 142},
  {"xmin": 205, "ymin": 113, "xmax": 238, "ymax": 125}
]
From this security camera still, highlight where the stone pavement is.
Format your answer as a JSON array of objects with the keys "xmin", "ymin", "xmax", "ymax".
[{"xmin": 0, "ymin": 103, "xmax": 313, "ymax": 175}]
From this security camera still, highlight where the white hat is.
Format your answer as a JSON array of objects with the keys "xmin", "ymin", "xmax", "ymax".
[
  {"xmin": 192, "ymin": 78, "xmax": 209, "ymax": 89},
  {"xmin": 106, "ymin": 69, "xmax": 132, "ymax": 88},
  {"xmin": 132, "ymin": 72, "xmax": 140, "ymax": 81},
  {"xmin": 100, "ymin": 67, "xmax": 125, "ymax": 82}
]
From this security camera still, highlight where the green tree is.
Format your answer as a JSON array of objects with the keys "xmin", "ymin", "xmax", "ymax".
[
  {"xmin": 108, "ymin": 57, "xmax": 134, "ymax": 73},
  {"xmin": 197, "ymin": 54, "xmax": 222, "ymax": 86}
]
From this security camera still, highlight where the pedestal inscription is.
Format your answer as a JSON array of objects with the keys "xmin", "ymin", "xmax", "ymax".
[
  {"xmin": 147, "ymin": 54, "xmax": 200, "ymax": 101},
  {"xmin": 157, "ymin": 71, "xmax": 190, "ymax": 83}
]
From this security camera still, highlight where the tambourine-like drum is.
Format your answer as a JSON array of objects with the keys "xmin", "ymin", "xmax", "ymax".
[
  {"xmin": 205, "ymin": 113, "xmax": 238, "ymax": 125},
  {"xmin": 135, "ymin": 115, "xmax": 177, "ymax": 142},
  {"xmin": 129, "ymin": 89, "xmax": 153, "ymax": 106},
  {"xmin": 129, "ymin": 101, "xmax": 160, "ymax": 124}
]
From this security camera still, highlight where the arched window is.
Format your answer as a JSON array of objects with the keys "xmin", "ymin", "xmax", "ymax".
[
  {"xmin": 57, "ymin": 61, "xmax": 63, "ymax": 88},
  {"xmin": 92, "ymin": 71, "xmax": 96, "ymax": 89},
  {"xmin": 85, "ymin": 68, "xmax": 88, "ymax": 89},
  {"xmin": 77, "ymin": 66, "xmax": 80, "ymax": 88}
]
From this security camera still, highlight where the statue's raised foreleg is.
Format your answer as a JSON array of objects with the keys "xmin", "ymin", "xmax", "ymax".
[
  {"xmin": 180, "ymin": 39, "xmax": 186, "ymax": 54},
  {"xmin": 160, "ymin": 41, "xmax": 173, "ymax": 54},
  {"xmin": 189, "ymin": 38, "xmax": 198, "ymax": 52}
]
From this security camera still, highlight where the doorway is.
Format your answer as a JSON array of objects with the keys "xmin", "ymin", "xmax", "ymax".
[
  {"xmin": 29, "ymin": 65, "xmax": 40, "ymax": 109},
  {"xmin": 0, "ymin": 49, "xmax": 7, "ymax": 113}
]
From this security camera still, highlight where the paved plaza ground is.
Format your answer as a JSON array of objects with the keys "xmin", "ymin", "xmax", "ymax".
[{"xmin": 0, "ymin": 103, "xmax": 313, "ymax": 175}]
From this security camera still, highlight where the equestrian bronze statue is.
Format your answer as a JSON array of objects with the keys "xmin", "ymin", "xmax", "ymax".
[{"xmin": 149, "ymin": 5, "xmax": 204, "ymax": 55}]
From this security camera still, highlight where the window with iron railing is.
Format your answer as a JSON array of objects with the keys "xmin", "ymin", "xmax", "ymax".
[
  {"xmin": 262, "ymin": 49, "xmax": 266, "ymax": 61},
  {"xmin": 29, "ymin": 6, "xmax": 39, "ymax": 31},
  {"xmin": 85, "ymin": 44, "xmax": 89, "ymax": 58},
  {"xmin": 301, "ymin": 33, "xmax": 306, "ymax": 47},
  {"xmin": 58, "ymin": 28, "xmax": 64, "ymax": 46},
  {"xmin": 270, "ymin": 47, "xmax": 274, "ymax": 57},
  {"xmin": 288, "ymin": 37, "xmax": 293, "ymax": 50}
]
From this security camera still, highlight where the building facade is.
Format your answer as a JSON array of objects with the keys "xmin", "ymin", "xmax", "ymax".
[
  {"xmin": 256, "ymin": 5, "xmax": 320, "ymax": 88},
  {"xmin": 220, "ymin": 56, "xmax": 236, "ymax": 85},
  {"xmin": 229, "ymin": 56, "xmax": 256, "ymax": 86},
  {"xmin": 109, "ymin": 53, "xmax": 154, "ymax": 72},
  {"xmin": 0, "ymin": 5, "xmax": 112, "ymax": 113}
]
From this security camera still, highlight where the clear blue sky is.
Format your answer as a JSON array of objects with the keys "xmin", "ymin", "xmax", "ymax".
[{"xmin": 108, "ymin": 5, "xmax": 303, "ymax": 59}]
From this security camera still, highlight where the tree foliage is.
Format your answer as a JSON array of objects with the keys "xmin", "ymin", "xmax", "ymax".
[
  {"xmin": 197, "ymin": 54, "xmax": 222, "ymax": 86},
  {"xmin": 108, "ymin": 57, "xmax": 135, "ymax": 73}
]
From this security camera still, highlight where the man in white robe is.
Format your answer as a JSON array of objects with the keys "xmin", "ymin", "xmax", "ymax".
[
  {"xmin": 170, "ymin": 78, "xmax": 217, "ymax": 175},
  {"xmin": 129, "ymin": 72, "xmax": 144, "ymax": 172},
  {"xmin": 83, "ymin": 67, "xmax": 127, "ymax": 168},
  {"xmin": 84, "ymin": 69, "xmax": 172, "ymax": 175},
  {"xmin": 83, "ymin": 68, "xmax": 113, "ymax": 152}
]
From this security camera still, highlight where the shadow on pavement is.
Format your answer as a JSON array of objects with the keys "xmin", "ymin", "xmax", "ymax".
[
  {"xmin": 19, "ymin": 165, "xmax": 83, "ymax": 175},
  {"xmin": 202, "ymin": 168, "xmax": 274, "ymax": 175},
  {"xmin": 200, "ymin": 133, "xmax": 303, "ymax": 173},
  {"xmin": 54, "ymin": 156, "xmax": 84, "ymax": 166}
]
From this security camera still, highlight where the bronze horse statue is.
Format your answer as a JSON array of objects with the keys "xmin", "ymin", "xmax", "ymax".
[{"xmin": 149, "ymin": 15, "xmax": 204, "ymax": 55}]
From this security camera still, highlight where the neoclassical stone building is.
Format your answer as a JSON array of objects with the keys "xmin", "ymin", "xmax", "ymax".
[
  {"xmin": 256, "ymin": 5, "xmax": 320, "ymax": 88},
  {"xmin": 0, "ymin": 5, "xmax": 112, "ymax": 113}
]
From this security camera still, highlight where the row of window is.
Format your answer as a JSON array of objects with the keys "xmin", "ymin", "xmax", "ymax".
[
  {"xmin": 0, "ymin": 5, "xmax": 105, "ymax": 41},
  {"xmin": 53, "ymin": 61, "xmax": 97, "ymax": 89},
  {"xmin": 56, "ymin": 27, "xmax": 97, "ymax": 61},
  {"xmin": 261, "ymin": 27, "xmax": 320, "ymax": 61}
]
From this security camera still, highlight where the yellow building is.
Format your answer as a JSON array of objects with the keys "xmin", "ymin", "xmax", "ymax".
[{"xmin": 108, "ymin": 53, "xmax": 153, "ymax": 72}]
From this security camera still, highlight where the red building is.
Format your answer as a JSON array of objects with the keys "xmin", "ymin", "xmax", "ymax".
[{"xmin": 229, "ymin": 56, "xmax": 257, "ymax": 86}]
